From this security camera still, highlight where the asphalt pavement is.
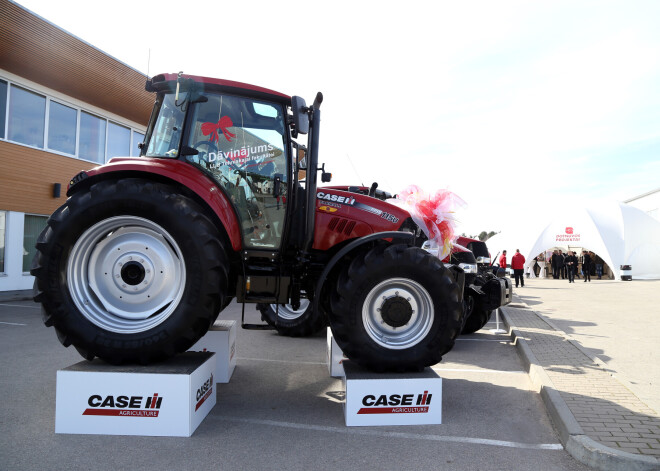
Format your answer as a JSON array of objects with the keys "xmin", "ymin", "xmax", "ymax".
[{"xmin": 0, "ymin": 298, "xmax": 591, "ymax": 471}]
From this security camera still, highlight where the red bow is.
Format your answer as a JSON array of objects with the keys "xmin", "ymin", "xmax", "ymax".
[{"xmin": 201, "ymin": 116, "xmax": 236, "ymax": 143}]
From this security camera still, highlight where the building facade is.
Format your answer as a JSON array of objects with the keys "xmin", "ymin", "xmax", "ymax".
[{"xmin": 1, "ymin": 0, "xmax": 153, "ymax": 292}]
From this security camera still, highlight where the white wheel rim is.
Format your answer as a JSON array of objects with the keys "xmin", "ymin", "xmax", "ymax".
[
  {"xmin": 67, "ymin": 216, "xmax": 186, "ymax": 333},
  {"xmin": 270, "ymin": 298, "xmax": 311, "ymax": 321},
  {"xmin": 362, "ymin": 277, "xmax": 434, "ymax": 349}
]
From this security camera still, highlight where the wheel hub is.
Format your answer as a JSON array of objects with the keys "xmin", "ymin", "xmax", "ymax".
[
  {"xmin": 119, "ymin": 260, "xmax": 147, "ymax": 286},
  {"xmin": 380, "ymin": 296, "xmax": 413, "ymax": 328}
]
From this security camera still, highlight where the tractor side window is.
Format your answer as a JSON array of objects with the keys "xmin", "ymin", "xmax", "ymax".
[
  {"xmin": 145, "ymin": 94, "xmax": 186, "ymax": 158},
  {"xmin": 185, "ymin": 94, "xmax": 288, "ymax": 249}
]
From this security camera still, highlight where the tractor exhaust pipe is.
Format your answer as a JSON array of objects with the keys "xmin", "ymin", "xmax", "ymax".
[{"xmin": 304, "ymin": 92, "xmax": 323, "ymax": 253}]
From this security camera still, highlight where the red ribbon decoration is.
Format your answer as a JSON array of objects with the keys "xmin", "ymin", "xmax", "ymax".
[{"xmin": 201, "ymin": 116, "xmax": 236, "ymax": 143}]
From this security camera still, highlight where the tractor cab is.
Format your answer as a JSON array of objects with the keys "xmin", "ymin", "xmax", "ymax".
[{"xmin": 143, "ymin": 74, "xmax": 298, "ymax": 251}]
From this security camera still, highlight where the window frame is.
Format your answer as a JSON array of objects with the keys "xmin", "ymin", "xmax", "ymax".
[
  {"xmin": 0, "ymin": 210, "xmax": 6, "ymax": 275},
  {"xmin": 22, "ymin": 213, "xmax": 48, "ymax": 274},
  {"xmin": 0, "ymin": 76, "xmax": 146, "ymax": 164}
]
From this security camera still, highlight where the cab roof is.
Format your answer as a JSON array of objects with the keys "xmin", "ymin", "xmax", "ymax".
[{"xmin": 149, "ymin": 73, "xmax": 291, "ymax": 105}]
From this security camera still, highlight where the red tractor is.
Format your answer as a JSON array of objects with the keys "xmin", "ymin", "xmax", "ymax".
[{"xmin": 32, "ymin": 73, "xmax": 468, "ymax": 372}]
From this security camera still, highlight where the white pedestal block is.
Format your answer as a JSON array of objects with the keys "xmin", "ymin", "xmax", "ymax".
[
  {"xmin": 342, "ymin": 361, "xmax": 442, "ymax": 427},
  {"xmin": 327, "ymin": 328, "xmax": 348, "ymax": 378},
  {"xmin": 188, "ymin": 320, "xmax": 237, "ymax": 383},
  {"xmin": 55, "ymin": 352, "xmax": 216, "ymax": 437}
]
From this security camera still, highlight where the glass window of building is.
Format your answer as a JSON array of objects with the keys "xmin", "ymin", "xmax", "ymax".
[
  {"xmin": 0, "ymin": 80, "xmax": 7, "ymax": 139},
  {"xmin": 8, "ymin": 85, "xmax": 46, "ymax": 148},
  {"xmin": 0, "ymin": 211, "xmax": 6, "ymax": 273},
  {"xmin": 23, "ymin": 215, "xmax": 48, "ymax": 272},
  {"xmin": 48, "ymin": 101, "xmax": 77, "ymax": 155},
  {"xmin": 79, "ymin": 111, "xmax": 106, "ymax": 163},
  {"xmin": 132, "ymin": 130, "xmax": 145, "ymax": 156},
  {"xmin": 107, "ymin": 122, "xmax": 130, "ymax": 160}
]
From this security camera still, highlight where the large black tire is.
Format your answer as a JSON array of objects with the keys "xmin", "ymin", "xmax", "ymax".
[
  {"xmin": 31, "ymin": 178, "xmax": 229, "ymax": 364},
  {"xmin": 329, "ymin": 244, "xmax": 464, "ymax": 372},
  {"xmin": 461, "ymin": 306, "xmax": 492, "ymax": 334},
  {"xmin": 257, "ymin": 299, "xmax": 325, "ymax": 337}
]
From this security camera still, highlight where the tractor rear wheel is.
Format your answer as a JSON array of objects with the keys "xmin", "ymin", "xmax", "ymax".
[
  {"xmin": 329, "ymin": 244, "xmax": 463, "ymax": 372},
  {"xmin": 257, "ymin": 298, "xmax": 325, "ymax": 337},
  {"xmin": 31, "ymin": 178, "xmax": 229, "ymax": 364}
]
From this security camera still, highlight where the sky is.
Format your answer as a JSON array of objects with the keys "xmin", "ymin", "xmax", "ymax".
[{"xmin": 14, "ymin": 0, "xmax": 660, "ymax": 236}]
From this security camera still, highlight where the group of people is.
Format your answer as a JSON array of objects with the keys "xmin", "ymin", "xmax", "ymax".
[
  {"xmin": 498, "ymin": 248, "xmax": 605, "ymax": 287},
  {"xmin": 546, "ymin": 249, "xmax": 604, "ymax": 282}
]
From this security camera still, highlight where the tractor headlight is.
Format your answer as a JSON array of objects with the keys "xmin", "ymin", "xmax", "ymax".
[
  {"xmin": 476, "ymin": 256, "xmax": 490, "ymax": 264},
  {"xmin": 458, "ymin": 263, "xmax": 478, "ymax": 274}
]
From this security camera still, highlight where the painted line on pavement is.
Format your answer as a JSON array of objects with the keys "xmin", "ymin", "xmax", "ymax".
[
  {"xmin": 238, "ymin": 357, "xmax": 326, "ymax": 365},
  {"xmin": 218, "ymin": 415, "xmax": 563, "ymax": 450},
  {"xmin": 0, "ymin": 321, "xmax": 27, "ymax": 326},
  {"xmin": 456, "ymin": 338, "xmax": 511, "ymax": 342},
  {"xmin": 0, "ymin": 303, "xmax": 40, "ymax": 309},
  {"xmin": 433, "ymin": 367, "xmax": 526, "ymax": 374}
]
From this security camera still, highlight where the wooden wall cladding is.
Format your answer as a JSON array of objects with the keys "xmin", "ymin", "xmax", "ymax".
[
  {"xmin": 0, "ymin": 141, "xmax": 98, "ymax": 216},
  {"xmin": 0, "ymin": 0, "xmax": 153, "ymax": 126}
]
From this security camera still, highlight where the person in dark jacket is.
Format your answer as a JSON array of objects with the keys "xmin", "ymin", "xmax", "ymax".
[
  {"xmin": 565, "ymin": 251, "xmax": 578, "ymax": 283},
  {"xmin": 550, "ymin": 250, "xmax": 559, "ymax": 278},
  {"xmin": 592, "ymin": 252, "xmax": 604, "ymax": 279},
  {"xmin": 581, "ymin": 250, "xmax": 592, "ymax": 282},
  {"xmin": 558, "ymin": 250, "xmax": 566, "ymax": 279}
]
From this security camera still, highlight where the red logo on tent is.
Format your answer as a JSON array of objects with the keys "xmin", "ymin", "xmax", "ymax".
[{"xmin": 565, "ymin": 227, "xmax": 573, "ymax": 234}]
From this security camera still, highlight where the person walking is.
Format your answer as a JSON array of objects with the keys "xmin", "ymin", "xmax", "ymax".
[
  {"xmin": 511, "ymin": 249, "xmax": 526, "ymax": 287},
  {"xmin": 565, "ymin": 251, "xmax": 577, "ymax": 283},
  {"xmin": 581, "ymin": 250, "xmax": 592, "ymax": 282}
]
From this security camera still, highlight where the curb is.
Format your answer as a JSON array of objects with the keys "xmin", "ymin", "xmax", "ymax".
[
  {"xmin": 500, "ymin": 305, "xmax": 660, "ymax": 471},
  {"xmin": 0, "ymin": 289, "xmax": 34, "ymax": 302}
]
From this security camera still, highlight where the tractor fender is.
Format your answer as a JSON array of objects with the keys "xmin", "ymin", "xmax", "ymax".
[
  {"xmin": 312, "ymin": 231, "xmax": 414, "ymax": 315},
  {"xmin": 66, "ymin": 158, "xmax": 242, "ymax": 251}
]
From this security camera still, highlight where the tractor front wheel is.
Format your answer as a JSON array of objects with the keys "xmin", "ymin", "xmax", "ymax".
[{"xmin": 329, "ymin": 244, "xmax": 463, "ymax": 372}]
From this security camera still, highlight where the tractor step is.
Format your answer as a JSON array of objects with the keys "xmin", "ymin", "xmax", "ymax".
[{"xmin": 240, "ymin": 301, "xmax": 276, "ymax": 330}]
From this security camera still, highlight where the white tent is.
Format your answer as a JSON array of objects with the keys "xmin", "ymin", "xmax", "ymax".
[{"xmin": 485, "ymin": 202, "xmax": 660, "ymax": 280}]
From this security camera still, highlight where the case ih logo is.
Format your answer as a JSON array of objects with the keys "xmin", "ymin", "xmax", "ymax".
[
  {"xmin": 83, "ymin": 394, "xmax": 163, "ymax": 417},
  {"xmin": 195, "ymin": 374, "xmax": 214, "ymax": 411},
  {"xmin": 358, "ymin": 391, "xmax": 432, "ymax": 415},
  {"xmin": 566, "ymin": 227, "xmax": 573, "ymax": 234}
]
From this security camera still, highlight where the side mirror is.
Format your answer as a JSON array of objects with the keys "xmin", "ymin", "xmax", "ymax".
[{"xmin": 291, "ymin": 96, "xmax": 309, "ymax": 135}]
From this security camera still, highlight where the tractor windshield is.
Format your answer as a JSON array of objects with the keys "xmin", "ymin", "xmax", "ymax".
[
  {"xmin": 144, "ymin": 93, "xmax": 186, "ymax": 158},
  {"xmin": 184, "ymin": 93, "xmax": 289, "ymax": 250}
]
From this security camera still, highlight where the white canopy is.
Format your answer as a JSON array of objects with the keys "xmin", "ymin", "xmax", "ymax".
[{"xmin": 485, "ymin": 202, "xmax": 660, "ymax": 280}]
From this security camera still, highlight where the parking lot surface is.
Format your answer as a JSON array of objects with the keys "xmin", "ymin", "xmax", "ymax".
[{"xmin": 0, "ymin": 299, "xmax": 595, "ymax": 471}]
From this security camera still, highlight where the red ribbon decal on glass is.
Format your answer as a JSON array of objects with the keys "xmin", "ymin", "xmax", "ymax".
[{"xmin": 201, "ymin": 116, "xmax": 236, "ymax": 143}]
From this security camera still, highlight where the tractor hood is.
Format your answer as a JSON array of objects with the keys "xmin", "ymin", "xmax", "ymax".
[{"xmin": 312, "ymin": 188, "xmax": 413, "ymax": 251}]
